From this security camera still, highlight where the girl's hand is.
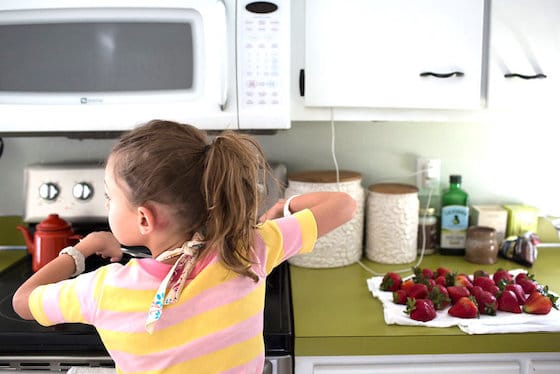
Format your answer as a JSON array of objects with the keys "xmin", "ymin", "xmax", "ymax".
[
  {"xmin": 259, "ymin": 199, "xmax": 286, "ymax": 222},
  {"xmin": 77, "ymin": 231, "xmax": 123, "ymax": 262}
]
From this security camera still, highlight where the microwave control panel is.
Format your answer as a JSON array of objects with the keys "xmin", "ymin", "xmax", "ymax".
[{"xmin": 237, "ymin": 0, "xmax": 290, "ymax": 129}]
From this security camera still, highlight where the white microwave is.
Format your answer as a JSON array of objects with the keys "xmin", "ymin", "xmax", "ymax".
[{"xmin": 0, "ymin": 0, "xmax": 290, "ymax": 134}]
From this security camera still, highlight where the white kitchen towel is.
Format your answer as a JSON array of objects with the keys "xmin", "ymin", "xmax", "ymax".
[{"xmin": 366, "ymin": 269, "xmax": 560, "ymax": 335}]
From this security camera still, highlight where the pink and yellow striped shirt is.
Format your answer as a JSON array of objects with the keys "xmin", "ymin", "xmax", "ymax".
[{"xmin": 29, "ymin": 210, "xmax": 317, "ymax": 373}]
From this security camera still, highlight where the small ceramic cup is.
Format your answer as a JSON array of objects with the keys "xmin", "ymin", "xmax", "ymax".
[{"xmin": 465, "ymin": 226, "xmax": 498, "ymax": 264}]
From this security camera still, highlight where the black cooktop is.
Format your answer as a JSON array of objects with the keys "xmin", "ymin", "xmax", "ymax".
[{"xmin": 0, "ymin": 252, "xmax": 294, "ymax": 357}]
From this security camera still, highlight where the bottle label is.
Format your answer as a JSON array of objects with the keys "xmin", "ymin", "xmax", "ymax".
[{"xmin": 440, "ymin": 205, "xmax": 469, "ymax": 248}]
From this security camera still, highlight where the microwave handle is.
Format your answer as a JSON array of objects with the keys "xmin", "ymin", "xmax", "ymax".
[{"xmin": 218, "ymin": 0, "xmax": 228, "ymax": 111}]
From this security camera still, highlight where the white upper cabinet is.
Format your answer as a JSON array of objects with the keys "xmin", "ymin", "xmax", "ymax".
[
  {"xmin": 488, "ymin": 0, "xmax": 560, "ymax": 110},
  {"xmin": 303, "ymin": 0, "xmax": 485, "ymax": 110}
]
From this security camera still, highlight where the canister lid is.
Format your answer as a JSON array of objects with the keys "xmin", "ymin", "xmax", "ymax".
[
  {"xmin": 288, "ymin": 170, "xmax": 361, "ymax": 183},
  {"xmin": 368, "ymin": 183, "xmax": 418, "ymax": 194}
]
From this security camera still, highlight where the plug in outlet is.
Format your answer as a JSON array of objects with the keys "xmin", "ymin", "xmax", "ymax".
[{"xmin": 416, "ymin": 158, "xmax": 441, "ymax": 190}]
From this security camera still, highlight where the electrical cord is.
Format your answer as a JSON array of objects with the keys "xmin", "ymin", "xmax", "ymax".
[
  {"xmin": 326, "ymin": 108, "xmax": 437, "ymax": 276},
  {"xmin": 0, "ymin": 137, "xmax": 4, "ymax": 159}
]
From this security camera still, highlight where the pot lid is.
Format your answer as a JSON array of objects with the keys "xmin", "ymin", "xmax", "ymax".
[{"xmin": 36, "ymin": 214, "xmax": 71, "ymax": 231}]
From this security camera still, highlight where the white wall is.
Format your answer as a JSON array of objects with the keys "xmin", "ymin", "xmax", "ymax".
[{"xmin": 1, "ymin": 117, "xmax": 558, "ymax": 217}]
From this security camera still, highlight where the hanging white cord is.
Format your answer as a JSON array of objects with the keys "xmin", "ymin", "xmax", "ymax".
[
  {"xmin": 327, "ymin": 108, "xmax": 436, "ymax": 276},
  {"xmin": 330, "ymin": 108, "xmax": 341, "ymax": 188}
]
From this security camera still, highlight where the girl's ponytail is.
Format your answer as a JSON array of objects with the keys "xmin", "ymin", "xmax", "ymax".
[{"xmin": 202, "ymin": 131, "xmax": 268, "ymax": 281}]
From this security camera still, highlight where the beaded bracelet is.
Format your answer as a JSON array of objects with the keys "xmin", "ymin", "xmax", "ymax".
[
  {"xmin": 59, "ymin": 246, "xmax": 85, "ymax": 277},
  {"xmin": 283, "ymin": 194, "xmax": 300, "ymax": 217}
]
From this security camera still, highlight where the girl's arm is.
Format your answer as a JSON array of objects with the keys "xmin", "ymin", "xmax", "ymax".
[
  {"xmin": 12, "ymin": 231, "xmax": 121, "ymax": 320},
  {"xmin": 261, "ymin": 192, "xmax": 357, "ymax": 238}
]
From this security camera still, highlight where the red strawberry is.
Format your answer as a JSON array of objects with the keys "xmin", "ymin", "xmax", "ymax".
[
  {"xmin": 518, "ymin": 279, "xmax": 538, "ymax": 294},
  {"xmin": 435, "ymin": 275, "xmax": 448, "ymax": 287},
  {"xmin": 400, "ymin": 279, "xmax": 416, "ymax": 295},
  {"xmin": 380, "ymin": 272, "xmax": 402, "ymax": 292},
  {"xmin": 504, "ymin": 283, "xmax": 527, "ymax": 305},
  {"xmin": 429, "ymin": 284, "xmax": 451, "ymax": 310},
  {"xmin": 471, "ymin": 286, "xmax": 497, "ymax": 315},
  {"xmin": 493, "ymin": 268, "xmax": 513, "ymax": 286},
  {"xmin": 514, "ymin": 272, "xmax": 532, "ymax": 283},
  {"xmin": 448, "ymin": 296, "xmax": 479, "ymax": 319},
  {"xmin": 498, "ymin": 290, "xmax": 522, "ymax": 313},
  {"xmin": 515, "ymin": 274, "xmax": 538, "ymax": 294},
  {"xmin": 453, "ymin": 274, "xmax": 473, "ymax": 289},
  {"xmin": 436, "ymin": 266, "xmax": 453, "ymax": 278},
  {"xmin": 473, "ymin": 276, "xmax": 499, "ymax": 295},
  {"xmin": 392, "ymin": 289, "xmax": 408, "ymax": 305},
  {"xmin": 523, "ymin": 291, "xmax": 553, "ymax": 315},
  {"xmin": 408, "ymin": 283, "xmax": 429, "ymax": 300},
  {"xmin": 473, "ymin": 275, "xmax": 495, "ymax": 289},
  {"xmin": 405, "ymin": 298, "xmax": 437, "ymax": 322},
  {"xmin": 447, "ymin": 286, "xmax": 471, "ymax": 304},
  {"xmin": 413, "ymin": 267, "xmax": 434, "ymax": 283}
]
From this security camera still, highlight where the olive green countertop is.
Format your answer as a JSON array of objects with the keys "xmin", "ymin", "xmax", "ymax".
[{"xmin": 290, "ymin": 247, "xmax": 560, "ymax": 356}]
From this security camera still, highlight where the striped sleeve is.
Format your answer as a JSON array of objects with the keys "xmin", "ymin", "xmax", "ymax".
[
  {"xmin": 257, "ymin": 208, "xmax": 318, "ymax": 273},
  {"xmin": 28, "ymin": 266, "xmax": 109, "ymax": 327}
]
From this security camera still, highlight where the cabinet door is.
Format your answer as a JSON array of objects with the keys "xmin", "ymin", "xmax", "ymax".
[
  {"xmin": 488, "ymin": 0, "xmax": 560, "ymax": 109},
  {"xmin": 304, "ymin": 0, "xmax": 484, "ymax": 110}
]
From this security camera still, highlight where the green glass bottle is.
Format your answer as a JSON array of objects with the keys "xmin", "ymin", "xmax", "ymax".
[{"xmin": 440, "ymin": 175, "xmax": 469, "ymax": 255}]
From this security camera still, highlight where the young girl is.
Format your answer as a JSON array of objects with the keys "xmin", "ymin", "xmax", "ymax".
[{"xmin": 13, "ymin": 120, "xmax": 356, "ymax": 373}]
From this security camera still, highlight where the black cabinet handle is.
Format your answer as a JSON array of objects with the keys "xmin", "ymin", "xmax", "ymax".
[
  {"xmin": 419, "ymin": 71, "xmax": 465, "ymax": 78},
  {"xmin": 299, "ymin": 69, "xmax": 305, "ymax": 97},
  {"xmin": 504, "ymin": 73, "xmax": 547, "ymax": 80}
]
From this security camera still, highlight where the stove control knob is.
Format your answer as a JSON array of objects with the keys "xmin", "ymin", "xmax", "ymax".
[
  {"xmin": 39, "ymin": 182, "xmax": 59, "ymax": 201},
  {"xmin": 73, "ymin": 182, "xmax": 94, "ymax": 201}
]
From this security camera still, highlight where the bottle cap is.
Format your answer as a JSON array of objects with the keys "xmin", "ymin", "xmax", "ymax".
[{"xmin": 450, "ymin": 175, "xmax": 462, "ymax": 184}]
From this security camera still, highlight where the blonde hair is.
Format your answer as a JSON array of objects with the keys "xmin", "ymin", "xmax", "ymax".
[{"xmin": 110, "ymin": 120, "xmax": 269, "ymax": 281}]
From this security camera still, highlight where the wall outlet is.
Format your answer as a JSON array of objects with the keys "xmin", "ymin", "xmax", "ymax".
[{"xmin": 416, "ymin": 158, "xmax": 441, "ymax": 191}]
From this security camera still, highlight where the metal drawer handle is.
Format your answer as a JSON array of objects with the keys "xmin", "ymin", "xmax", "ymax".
[
  {"xmin": 504, "ymin": 73, "xmax": 547, "ymax": 80},
  {"xmin": 419, "ymin": 71, "xmax": 465, "ymax": 78}
]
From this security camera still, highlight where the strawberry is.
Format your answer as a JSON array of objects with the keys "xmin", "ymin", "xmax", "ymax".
[
  {"xmin": 515, "ymin": 273, "xmax": 538, "ymax": 294},
  {"xmin": 400, "ymin": 279, "xmax": 416, "ymax": 295},
  {"xmin": 471, "ymin": 286, "xmax": 497, "ymax": 315},
  {"xmin": 392, "ymin": 289, "xmax": 408, "ymax": 305},
  {"xmin": 429, "ymin": 284, "xmax": 451, "ymax": 310},
  {"xmin": 514, "ymin": 272, "xmax": 533, "ymax": 284},
  {"xmin": 405, "ymin": 298, "xmax": 437, "ymax": 322},
  {"xmin": 504, "ymin": 283, "xmax": 527, "ymax": 305},
  {"xmin": 523, "ymin": 291, "xmax": 553, "ymax": 315},
  {"xmin": 436, "ymin": 266, "xmax": 453, "ymax": 278},
  {"xmin": 435, "ymin": 275, "xmax": 447, "ymax": 287},
  {"xmin": 473, "ymin": 276, "xmax": 499, "ymax": 295},
  {"xmin": 452, "ymin": 274, "xmax": 473, "ymax": 289},
  {"xmin": 493, "ymin": 268, "xmax": 513, "ymax": 286},
  {"xmin": 447, "ymin": 286, "xmax": 471, "ymax": 304},
  {"xmin": 448, "ymin": 296, "xmax": 479, "ymax": 319},
  {"xmin": 498, "ymin": 289, "xmax": 522, "ymax": 313},
  {"xmin": 413, "ymin": 267, "xmax": 434, "ymax": 283},
  {"xmin": 518, "ymin": 279, "xmax": 538, "ymax": 294},
  {"xmin": 380, "ymin": 272, "xmax": 402, "ymax": 292},
  {"xmin": 408, "ymin": 283, "xmax": 429, "ymax": 300}
]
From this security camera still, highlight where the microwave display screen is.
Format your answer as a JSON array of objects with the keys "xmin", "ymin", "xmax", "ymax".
[{"xmin": 0, "ymin": 22, "xmax": 194, "ymax": 92}]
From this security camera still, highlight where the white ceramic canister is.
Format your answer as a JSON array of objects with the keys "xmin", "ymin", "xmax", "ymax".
[
  {"xmin": 366, "ymin": 183, "xmax": 419, "ymax": 264},
  {"xmin": 285, "ymin": 170, "xmax": 365, "ymax": 268}
]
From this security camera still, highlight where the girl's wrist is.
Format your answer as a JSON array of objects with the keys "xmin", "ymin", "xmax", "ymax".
[
  {"xmin": 283, "ymin": 194, "xmax": 300, "ymax": 217},
  {"xmin": 59, "ymin": 246, "xmax": 86, "ymax": 277}
]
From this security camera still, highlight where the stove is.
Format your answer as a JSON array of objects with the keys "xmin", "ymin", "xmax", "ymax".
[{"xmin": 0, "ymin": 162, "xmax": 293, "ymax": 372}]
